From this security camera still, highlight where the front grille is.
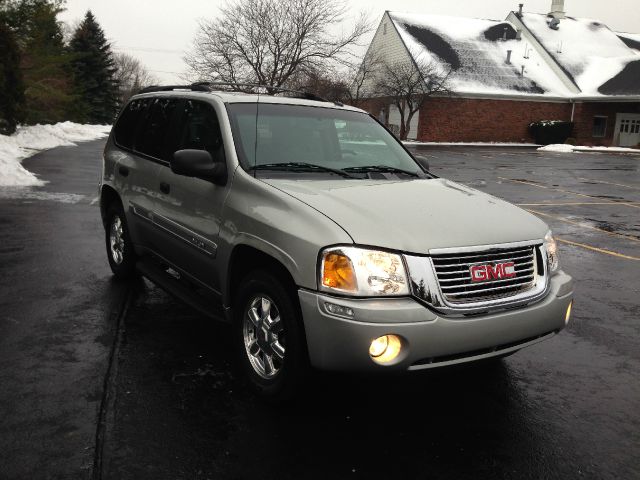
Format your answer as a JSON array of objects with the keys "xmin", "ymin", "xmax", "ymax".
[{"xmin": 431, "ymin": 245, "xmax": 539, "ymax": 304}]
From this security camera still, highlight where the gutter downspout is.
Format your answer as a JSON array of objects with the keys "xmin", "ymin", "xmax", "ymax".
[{"xmin": 570, "ymin": 100, "xmax": 575, "ymax": 122}]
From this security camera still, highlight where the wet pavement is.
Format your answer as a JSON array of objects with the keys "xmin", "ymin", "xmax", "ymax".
[
  {"xmin": 1, "ymin": 142, "xmax": 639, "ymax": 479},
  {"xmin": 0, "ymin": 141, "xmax": 130, "ymax": 479}
]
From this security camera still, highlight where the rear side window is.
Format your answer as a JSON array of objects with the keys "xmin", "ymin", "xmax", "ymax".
[
  {"xmin": 173, "ymin": 100, "xmax": 225, "ymax": 163},
  {"xmin": 114, "ymin": 99, "xmax": 146, "ymax": 149},
  {"xmin": 135, "ymin": 98, "xmax": 179, "ymax": 161}
]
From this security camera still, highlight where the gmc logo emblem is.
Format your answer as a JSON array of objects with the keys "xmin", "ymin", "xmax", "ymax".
[{"xmin": 470, "ymin": 262, "xmax": 516, "ymax": 282}]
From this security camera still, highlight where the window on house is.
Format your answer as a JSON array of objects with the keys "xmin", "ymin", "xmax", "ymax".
[
  {"xmin": 383, "ymin": 22, "xmax": 387, "ymax": 35},
  {"xmin": 593, "ymin": 116, "xmax": 607, "ymax": 138}
]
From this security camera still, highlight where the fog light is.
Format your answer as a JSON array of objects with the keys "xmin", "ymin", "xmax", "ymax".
[
  {"xmin": 369, "ymin": 334, "xmax": 402, "ymax": 364},
  {"xmin": 324, "ymin": 302, "xmax": 354, "ymax": 318},
  {"xmin": 565, "ymin": 301, "xmax": 573, "ymax": 325}
]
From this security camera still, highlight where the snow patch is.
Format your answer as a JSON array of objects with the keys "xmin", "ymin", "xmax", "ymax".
[
  {"xmin": 404, "ymin": 141, "xmax": 540, "ymax": 147},
  {"xmin": 0, "ymin": 122, "xmax": 110, "ymax": 187},
  {"xmin": 538, "ymin": 144, "xmax": 640, "ymax": 154},
  {"xmin": 0, "ymin": 189, "xmax": 86, "ymax": 204},
  {"xmin": 537, "ymin": 144, "xmax": 575, "ymax": 153}
]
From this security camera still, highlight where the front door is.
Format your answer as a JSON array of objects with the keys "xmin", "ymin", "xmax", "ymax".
[
  {"xmin": 153, "ymin": 99, "xmax": 230, "ymax": 294},
  {"xmin": 616, "ymin": 114, "xmax": 640, "ymax": 147}
]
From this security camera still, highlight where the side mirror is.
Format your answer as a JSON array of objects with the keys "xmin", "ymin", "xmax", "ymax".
[
  {"xmin": 414, "ymin": 155, "xmax": 430, "ymax": 172},
  {"xmin": 171, "ymin": 149, "xmax": 227, "ymax": 185}
]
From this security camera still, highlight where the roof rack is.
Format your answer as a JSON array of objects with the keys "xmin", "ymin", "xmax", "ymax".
[
  {"xmin": 137, "ymin": 84, "xmax": 211, "ymax": 94},
  {"xmin": 195, "ymin": 82, "xmax": 330, "ymax": 102},
  {"xmin": 138, "ymin": 82, "xmax": 331, "ymax": 103}
]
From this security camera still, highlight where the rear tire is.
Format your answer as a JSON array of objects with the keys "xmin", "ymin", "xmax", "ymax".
[
  {"xmin": 234, "ymin": 270, "xmax": 308, "ymax": 401},
  {"xmin": 105, "ymin": 202, "xmax": 138, "ymax": 280}
]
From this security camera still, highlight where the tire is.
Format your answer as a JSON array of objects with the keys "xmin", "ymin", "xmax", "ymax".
[
  {"xmin": 105, "ymin": 202, "xmax": 138, "ymax": 280},
  {"xmin": 234, "ymin": 270, "xmax": 309, "ymax": 401}
]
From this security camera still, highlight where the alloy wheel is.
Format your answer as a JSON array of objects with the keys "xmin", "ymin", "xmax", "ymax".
[
  {"xmin": 242, "ymin": 294, "xmax": 286, "ymax": 379},
  {"xmin": 109, "ymin": 215, "xmax": 125, "ymax": 265}
]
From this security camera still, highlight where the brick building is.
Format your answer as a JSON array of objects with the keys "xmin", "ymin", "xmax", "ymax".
[{"xmin": 360, "ymin": 1, "xmax": 640, "ymax": 146}]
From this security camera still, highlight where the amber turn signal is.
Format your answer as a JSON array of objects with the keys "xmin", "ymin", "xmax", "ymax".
[{"xmin": 322, "ymin": 252, "xmax": 357, "ymax": 292}]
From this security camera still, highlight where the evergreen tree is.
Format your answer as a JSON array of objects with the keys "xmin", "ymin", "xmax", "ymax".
[
  {"xmin": 69, "ymin": 11, "xmax": 118, "ymax": 124},
  {"xmin": 0, "ymin": 0, "xmax": 76, "ymax": 125},
  {"xmin": 0, "ymin": 20, "xmax": 25, "ymax": 134}
]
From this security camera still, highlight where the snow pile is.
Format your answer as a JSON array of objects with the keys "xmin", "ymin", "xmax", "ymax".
[
  {"xmin": 537, "ymin": 144, "xmax": 575, "ymax": 153},
  {"xmin": 538, "ymin": 144, "xmax": 640, "ymax": 154},
  {"xmin": 0, "ymin": 122, "xmax": 111, "ymax": 187}
]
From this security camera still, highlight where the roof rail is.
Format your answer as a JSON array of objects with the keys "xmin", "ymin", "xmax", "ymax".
[
  {"xmin": 137, "ymin": 84, "xmax": 211, "ymax": 94},
  {"xmin": 137, "ymin": 82, "xmax": 335, "ymax": 104},
  {"xmin": 192, "ymin": 82, "xmax": 330, "ymax": 103}
]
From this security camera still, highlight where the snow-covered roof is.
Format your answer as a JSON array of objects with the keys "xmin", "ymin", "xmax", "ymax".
[
  {"xmin": 616, "ymin": 32, "xmax": 640, "ymax": 53},
  {"xmin": 518, "ymin": 13, "xmax": 640, "ymax": 96},
  {"xmin": 388, "ymin": 11, "xmax": 571, "ymax": 98}
]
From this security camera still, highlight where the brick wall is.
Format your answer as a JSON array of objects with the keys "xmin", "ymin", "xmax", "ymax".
[
  {"xmin": 357, "ymin": 97, "xmax": 640, "ymax": 145},
  {"xmin": 572, "ymin": 102, "xmax": 640, "ymax": 146},
  {"xmin": 416, "ymin": 97, "xmax": 571, "ymax": 143}
]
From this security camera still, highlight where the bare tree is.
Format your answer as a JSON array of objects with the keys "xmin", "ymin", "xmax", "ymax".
[
  {"xmin": 348, "ymin": 53, "xmax": 381, "ymax": 104},
  {"xmin": 376, "ymin": 58, "xmax": 453, "ymax": 140},
  {"xmin": 286, "ymin": 67, "xmax": 351, "ymax": 103},
  {"xmin": 185, "ymin": 0, "xmax": 371, "ymax": 92},
  {"xmin": 113, "ymin": 52, "xmax": 156, "ymax": 106}
]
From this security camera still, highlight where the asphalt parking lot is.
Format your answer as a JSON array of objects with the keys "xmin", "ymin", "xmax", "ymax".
[{"xmin": 0, "ymin": 142, "xmax": 638, "ymax": 479}]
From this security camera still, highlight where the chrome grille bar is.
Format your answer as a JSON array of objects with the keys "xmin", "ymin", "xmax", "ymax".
[
  {"xmin": 432, "ymin": 245, "xmax": 536, "ymax": 304},
  {"xmin": 404, "ymin": 240, "xmax": 550, "ymax": 315}
]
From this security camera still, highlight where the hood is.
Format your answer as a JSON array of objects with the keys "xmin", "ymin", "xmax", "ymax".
[{"xmin": 263, "ymin": 178, "xmax": 548, "ymax": 253}]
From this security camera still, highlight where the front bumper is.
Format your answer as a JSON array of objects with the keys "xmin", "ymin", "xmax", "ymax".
[{"xmin": 298, "ymin": 271, "xmax": 573, "ymax": 371}]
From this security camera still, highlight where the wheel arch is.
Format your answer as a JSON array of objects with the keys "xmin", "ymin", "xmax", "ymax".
[
  {"xmin": 226, "ymin": 244, "xmax": 300, "ymax": 313},
  {"xmin": 100, "ymin": 184, "xmax": 122, "ymax": 228}
]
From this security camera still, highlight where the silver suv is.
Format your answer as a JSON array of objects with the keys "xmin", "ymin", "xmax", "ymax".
[{"xmin": 100, "ymin": 84, "xmax": 574, "ymax": 399}]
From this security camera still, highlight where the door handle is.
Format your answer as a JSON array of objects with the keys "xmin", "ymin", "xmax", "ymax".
[
  {"xmin": 160, "ymin": 182, "xmax": 170, "ymax": 194},
  {"xmin": 118, "ymin": 166, "xmax": 129, "ymax": 177}
]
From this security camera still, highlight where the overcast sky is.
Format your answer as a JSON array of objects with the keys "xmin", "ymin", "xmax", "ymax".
[{"xmin": 58, "ymin": 0, "xmax": 640, "ymax": 84}]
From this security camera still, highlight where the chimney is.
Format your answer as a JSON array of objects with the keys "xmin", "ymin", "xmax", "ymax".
[
  {"xmin": 506, "ymin": 50, "xmax": 513, "ymax": 64},
  {"xmin": 549, "ymin": 0, "xmax": 565, "ymax": 19},
  {"xmin": 518, "ymin": 3, "xmax": 523, "ymax": 16}
]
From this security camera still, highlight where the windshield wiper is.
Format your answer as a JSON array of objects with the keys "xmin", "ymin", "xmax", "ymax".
[
  {"xmin": 342, "ymin": 165, "xmax": 421, "ymax": 178},
  {"xmin": 249, "ymin": 162, "xmax": 355, "ymax": 179}
]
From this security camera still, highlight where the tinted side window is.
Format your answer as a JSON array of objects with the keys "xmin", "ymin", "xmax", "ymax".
[
  {"xmin": 135, "ymin": 98, "xmax": 179, "ymax": 160},
  {"xmin": 174, "ymin": 100, "xmax": 225, "ymax": 163},
  {"xmin": 114, "ymin": 99, "xmax": 145, "ymax": 149}
]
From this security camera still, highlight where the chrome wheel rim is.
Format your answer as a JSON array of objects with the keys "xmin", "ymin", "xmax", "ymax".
[
  {"xmin": 243, "ymin": 294, "xmax": 285, "ymax": 379},
  {"xmin": 109, "ymin": 215, "xmax": 125, "ymax": 265}
]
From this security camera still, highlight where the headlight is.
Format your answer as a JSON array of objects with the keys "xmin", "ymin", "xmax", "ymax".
[
  {"xmin": 319, "ymin": 247, "xmax": 409, "ymax": 296},
  {"xmin": 544, "ymin": 230, "xmax": 559, "ymax": 272}
]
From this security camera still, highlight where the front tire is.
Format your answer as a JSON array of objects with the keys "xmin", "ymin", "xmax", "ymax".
[
  {"xmin": 234, "ymin": 271, "xmax": 308, "ymax": 401},
  {"xmin": 105, "ymin": 202, "xmax": 137, "ymax": 280}
]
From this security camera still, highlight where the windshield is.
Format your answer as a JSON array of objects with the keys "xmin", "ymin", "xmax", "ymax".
[{"xmin": 226, "ymin": 103, "xmax": 425, "ymax": 179}]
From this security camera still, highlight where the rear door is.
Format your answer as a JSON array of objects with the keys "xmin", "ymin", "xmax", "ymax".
[
  {"xmin": 129, "ymin": 97, "xmax": 182, "ymax": 252},
  {"xmin": 152, "ymin": 99, "xmax": 230, "ymax": 292},
  {"xmin": 110, "ymin": 98, "xmax": 164, "ymax": 250}
]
